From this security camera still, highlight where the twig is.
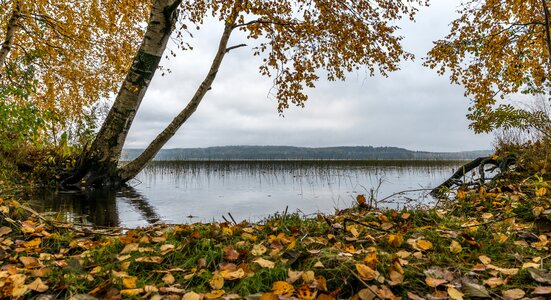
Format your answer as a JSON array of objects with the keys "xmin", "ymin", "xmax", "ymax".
[
  {"xmin": 343, "ymin": 218, "xmax": 389, "ymax": 233},
  {"xmin": 222, "ymin": 215, "xmax": 231, "ymax": 224},
  {"xmin": 346, "ymin": 266, "xmax": 379, "ymax": 296},
  {"xmin": 378, "ymin": 188, "xmax": 433, "ymax": 203},
  {"xmin": 225, "ymin": 43, "xmax": 247, "ymax": 53},
  {"xmin": 227, "ymin": 212, "xmax": 237, "ymax": 225},
  {"xmin": 453, "ymin": 215, "xmax": 515, "ymax": 229}
]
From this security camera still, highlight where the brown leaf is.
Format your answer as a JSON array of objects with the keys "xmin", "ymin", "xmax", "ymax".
[
  {"xmin": 259, "ymin": 293, "xmax": 278, "ymax": 300},
  {"xmin": 502, "ymin": 288, "xmax": 525, "ymax": 300},
  {"xmin": 462, "ymin": 281, "xmax": 490, "ymax": 298},
  {"xmin": 134, "ymin": 256, "xmax": 163, "ymax": 263},
  {"xmin": 120, "ymin": 243, "xmax": 139, "ymax": 254},
  {"xmin": 355, "ymin": 264, "xmax": 378, "ymax": 281},
  {"xmin": 527, "ymin": 268, "xmax": 551, "ymax": 284},
  {"xmin": 388, "ymin": 270, "xmax": 404, "ymax": 285},
  {"xmin": 27, "ymin": 278, "xmax": 49, "ymax": 292},
  {"xmin": 19, "ymin": 256, "xmax": 40, "ymax": 268},
  {"xmin": 483, "ymin": 277, "xmax": 504, "ymax": 288},
  {"xmin": 0, "ymin": 226, "xmax": 12, "ymax": 237},
  {"xmin": 533, "ymin": 286, "xmax": 551, "ymax": 295},
  {"xmin": 220, "ymin": 268, "xmax": 245, "ymax": 280},
  {"xmin": 425, "ymin": 277, "xmax": 447, "ymax": 288},
  {"xmin": 183, "ymin": 292, "xmax": 202, "ymax": 300},
  {"xmin": 406, "ymin": 291, "xmax": 426, "ymax": 300},
  {"xmin": 223, "ymin": 246, "xmax": 239, "ymax": 261}
]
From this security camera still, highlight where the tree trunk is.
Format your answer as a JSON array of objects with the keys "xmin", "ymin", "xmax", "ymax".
[
  {"xmin": 0, "ymin": 1, "xmax": 21, "ymax": 74},
  {"xmin": 542, "ymin": 0, "xmax": 551, "ymax": 68},
  {"xmin": 118, "ymin": 21, "xmax": 237, "ymax": 182},
  {"xmin": 80, "ymin": 0, "xmax": 182, "ymax": 185}
]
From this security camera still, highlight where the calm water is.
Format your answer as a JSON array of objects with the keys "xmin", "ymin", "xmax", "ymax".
[{"xmin": 24, "ymin": 160, "xmax": 463, "ymax": 228}]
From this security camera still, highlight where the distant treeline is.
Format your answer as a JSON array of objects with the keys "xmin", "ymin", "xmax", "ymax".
[{"xmin": 121, "ymin": 146, "xmax": 492, "ymax": 161}]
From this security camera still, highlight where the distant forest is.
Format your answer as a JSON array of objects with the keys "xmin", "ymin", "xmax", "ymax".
[{"xmin": 122, "ymin": 146, "xmax": 492, "ymax": 161}]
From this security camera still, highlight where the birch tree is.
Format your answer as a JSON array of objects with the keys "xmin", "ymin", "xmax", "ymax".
[{"xmin": 60, "ymin": 0, "xmax": 428, "ymax": 187}]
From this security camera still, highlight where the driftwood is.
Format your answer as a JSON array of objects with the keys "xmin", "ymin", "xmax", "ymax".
[{"xmin": 431, "ymin": 155, "xmax": 516, "ymax": 197}]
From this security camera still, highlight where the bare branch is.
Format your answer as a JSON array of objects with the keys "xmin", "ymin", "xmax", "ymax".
[{"xmin": 225, "ymin": 43, "xmax": 247, "ymax": 53}]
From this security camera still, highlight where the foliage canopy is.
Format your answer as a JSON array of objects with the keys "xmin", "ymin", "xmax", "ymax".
[{"xmin": 425, "ymin": 0, "xmax": 551, "ymax": 133}]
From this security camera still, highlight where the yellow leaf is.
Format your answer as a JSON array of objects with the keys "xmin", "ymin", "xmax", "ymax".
[
  {"xmin": 220, "ymin": 268, "xmax": 245, "ymax": 280},
  {"xmin": 162, "ymin": 273, "xmax": 175, "ymax": 285},
  {"xmin": 120, "ymin": 288, "xmax": 143, "ymax": 296},
  {"xmin": 209, "ymin": 273, "xmax": 224, "ymax": 290},
  {"xmin": 251, "ymin": 244, "xmax": 267, "ymax": 256},
  {"xmin": 24, "ymin": 238, "xmax": 41, "ymax": 248},
  {"xmin": 387, "ymin": 233, "xmax": 403, "ymax": 247},
  {"xmin": 447, "ymin": 286, "xmax": 464, "ymax": 300},
  {"xmin": 416, "ymin": 240, "xmax": 433, "ymax": 251},
  {"xmin": 302, "ymin": 270, "xmax": 315, "ymax": 284},
  {"xmin": 272, "ymin": 281, "xmax": 294, "ymax": 295},
  {"xmin": 388, "ymin": 270, "xmax": 404, "ymax": 285},
  {"xmin": 355, "ymin": 264, "xmax": 378, "ymax": 281},
  {"xmin": 120, "ymin": 243, "xmax": 139, "ymax": 254},
  {"xmin": 363, "ymin": 252, "xmax": 378, "ymax": 269},
  {"xmin": 183, "ymin": 292, "xmax": 202, "ymax": 300},
  {"xmin": 449, "ymin": 240, "xmax": 462, "ymax": 254},
  {"xmin": 122, "ymin": 276, "xmax": 138, "ymax": 289},
  {"xmin": 478, "ymin": 255, "xmax": 492, "ymax": 265},
  {"xmin": 259, "ymin": 293, "xmax": 279, "ymax": 300},
  {"xmin": 536, "ymin": 187, "xmax": 547, "ymax": 197},
  {"xmin": 253, "ymin": 258, "xmax": 275, "ymax": 269},
  {"xmin": 205, "ymin": 290, "xmax": 225, "ymax": 299}
]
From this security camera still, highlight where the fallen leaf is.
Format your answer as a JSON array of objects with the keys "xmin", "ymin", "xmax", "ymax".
[
  {"xmin": 205, "ymin": 289, "xmax": 225, "ymax": 299},
  {"xmin": 24, "ymin": 238, "xmax": 41, "ymax": 248},
  {"xmin": 449, "ymin": 240, "xmax": 462, "ymax": 254},
  {"xmin": 162, "ymin": 273, "xmax": 175, "ymax": 285},
  {"xmin": 253, "ymin": 258, "xmax": 275, "ymax": 269},
  {"xmin": 223, "ymin": 246, "xmax": 239, "ymax": 261},
  {"xmin": 478, "ymin": 255, "xmax": 492, "ymax": 265},
  {"xmin": 502, "ymin": 288, "xmax": 525, "ymax": 300},
  {"xmin": 302, "ymin": 271, "xmax": 315, "ymax": 284},
  {"xmin": 19, "ymin": 256, "xmax": 39, "ymax": 268},
  {"xmin": 447, "ymin": 287, "xmax": 463, "ymax": 300},
  {"xmin": 27, "ymin": 278, "xmax": 48, "ymax": 292},
  {"xmin": 287, "ymin": 269, "xmax": 303, "ymax": 283},
  {"xmin": 120, "ymin": 288, "xmax": 143, "ymax": 296},
  {"xmin": 521, "ymin": 262, "xmax": 539, "ymax": 269},
  {"xmin": 313, "ymin": 261, "xmax": 324, "ymax": 268},
  {"xmin": 251, "ymin": 244, "xmax": 267, "ymax": 256},
  {"xmin": 0, "ymin": 226, "xmax": 12, "ymax": 237},
  {"xmin": 462, "ymin": 281, "xmax": 490, "ymax": 298},
  {"xmin": 210, "ymin": 273, "xmax": 224, "ymax": 289},
  {"xmin": 425, "ymin": 277, "xmax": 447, "ymax": 288},
  {"xmin": 358, "ymin": 287, "xmax": 377, "ymax": 300},
  {"xmin": 483, "ymin": 277, "xmax": 504, "ymax": 288},
  {"xmin": 388, "ymin": 270, "xmax": 403, "ymax": 285},
  {"xmin": 182, "ymin": 292, "xmax": 201, "ymax": 300},
  {"xmin": 406, "ymin": 291, "xmax": 425, "ymax": 300},
  {"xmin": 416, "ymin": 240, "xmax": 433, "ymax": 251},
  {"xmin": 120, "ymin": 243, "xmax": 139, "ymax": 254},
  {"xmin": 363, "ymin": 252, "xmax": 378, "ymax": 269},
  {"xmin": 387, "ymin": 234, "xmax": 403, "ymax": 247},
  {"xmin": 259, "ymin": 293, "xmax": 279, "ymax": 300},
  {"xmin": 527, "ymin": 268, "xmax": 551, "ymax": 284},
  {"xmin": 296, "ymin": 284, "xmax": 315, "ymax": 300},
  {"xmin": 533, "ymin": 286, "xmax": 551, "ymax": 295},
  {"xmin": 134, "ymin": 256, "xmax": 163, "ymax": 263},
  {"xmin": 122, "ymin": 276, "xmax": 137, "ymax": 289},
  {"xmin": 355, "ymin": 264, "xmax": 378, "ymax": 281},
  {"xmin": 272, "ymin": 281, "xmax": 294, "ymax": 295},
  {"xmin": 220, "ymin": 268, "xmax": 245, "ymax": 280}
]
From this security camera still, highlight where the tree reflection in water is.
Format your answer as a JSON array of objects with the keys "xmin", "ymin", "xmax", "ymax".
[{"xmin": 23, "ymin": 186, "xmax": 160, "ymax": 227}]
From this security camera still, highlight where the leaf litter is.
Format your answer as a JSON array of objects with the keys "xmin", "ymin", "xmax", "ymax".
[{"xmin": 0, "ymin": 172, "xmax": 550, "ymax": 299}]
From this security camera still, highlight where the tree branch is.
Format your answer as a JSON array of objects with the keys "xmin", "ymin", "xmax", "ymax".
[{"xmin": 226, "ymin": 43, "xmax": 246, "ymax": 53}]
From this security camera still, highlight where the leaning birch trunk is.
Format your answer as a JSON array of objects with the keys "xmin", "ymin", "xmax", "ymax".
[
  {"xmin": 85, "ymin": 0, "xmax": 182, "ymax": 180},
  {"xmin": 118, "ymin": 23, "xmax": 236, "ymax": 182},
  {"xmin": 0, "ymin": 1, "xmax": 21, "ymax": 74}
]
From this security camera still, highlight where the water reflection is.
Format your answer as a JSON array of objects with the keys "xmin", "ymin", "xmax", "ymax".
[
  {"xmin": 24, "ymin": 160, "xmax": 464, "ymax": 228},
  {"xmin": 25, "ymin": 187, "xmax": 161, "ymax": 227}
]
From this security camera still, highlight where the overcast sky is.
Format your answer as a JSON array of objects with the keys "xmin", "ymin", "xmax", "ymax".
[{"xmin": 123, "ymin": 0, "xmax": 494, "ymax": 152}]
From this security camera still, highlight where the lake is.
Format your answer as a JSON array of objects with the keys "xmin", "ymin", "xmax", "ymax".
[{"xmin": 24, "ymin": 160, "xmax": 464, "ymax": 228}]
